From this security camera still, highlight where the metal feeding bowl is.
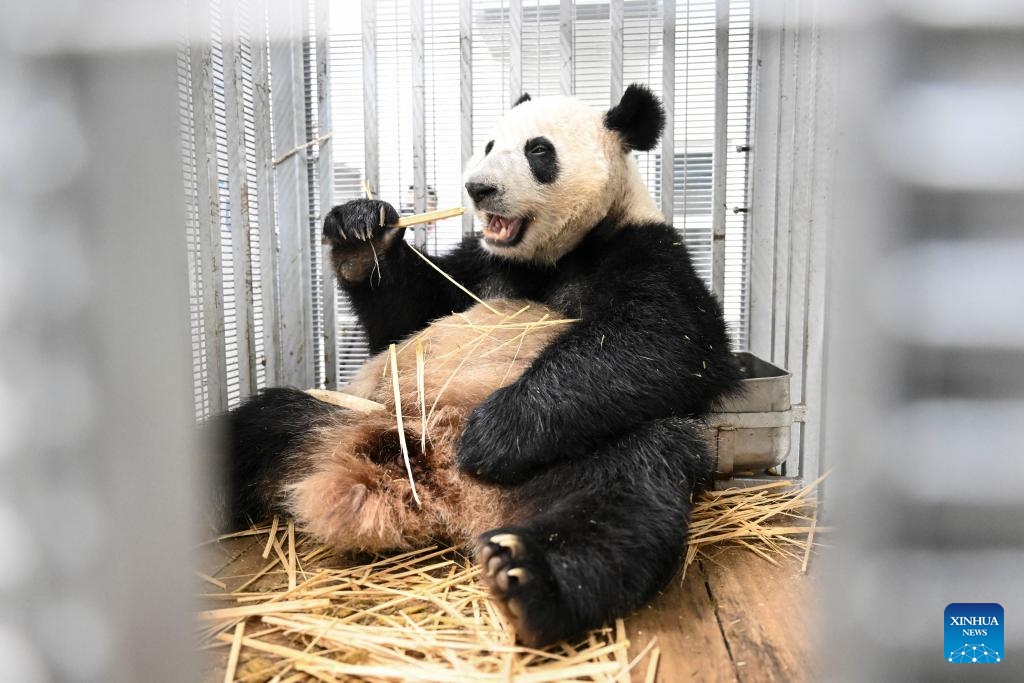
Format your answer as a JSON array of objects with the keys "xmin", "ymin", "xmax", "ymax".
[{"xmin": 705, "ymin": 352, "xmax": 792, "ymax": 478}]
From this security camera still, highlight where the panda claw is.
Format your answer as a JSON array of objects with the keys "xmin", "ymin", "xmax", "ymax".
[
  {"xmin": 489, "ymin": 533, "xmax": 523, "ymax": 557},
  {"xmin": 487, "ymin": 555, "xmax": 504, "ymax": 577},
  {"xmin": 506, "ymin": 567, "xmax": 528, "ymax": 584}
]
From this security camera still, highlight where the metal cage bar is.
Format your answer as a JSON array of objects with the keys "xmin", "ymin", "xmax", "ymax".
[
  {"xmin": 222, "ymin": 0, "xmax": 259, "ymax": 400},
  {"xmin": 270, "ymin": 0, "xmax": 316, "ymax": 389},
  {"xmin": 609, "ymin": 0, "xmax": 624, "ymax": 103},
  {"xmin": 559, "ymin": 0, "xmax": 574, "ymax": 96},
  {"xmin": 189, "ymin": 19, "xmax": 228, "ymax": 415},
  {"xmin": 460, "ymin": 0, "xmax": 475, "ymax": 236},
  {"xmin": 252, "ymin": 0, "xmax": 283, "ymax": 389},
  {"xmin": 316, "ymin": 0, "xmax": 338, "ymax": 389},
  {"xmin": 711, "ymin": 0, "xmax": 730, "ymax": 301}
]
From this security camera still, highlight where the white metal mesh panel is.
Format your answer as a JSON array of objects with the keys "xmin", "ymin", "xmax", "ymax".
[
  {"xmin": 573, "ymin": 1, "xmax": 611, "ymax": 107},
  {"xmin": 522, "ymin": 1, "xmax": 562, "ymax": 98},
  {"xmin": 329, "ymin": 2, "xmax": 372, "ymax": 383},
  {"xmin": 623, "ymin": 0, "xmax": 664, "ymax": 210},
  {"xmin": 211, "ymin": 0, "xmax": 243, "ymax": 408},
  {"xmin": 723, "ymin": 0, "xmax": 750, "ymax": 348},
  {"xmin": 180, "ymin": 0, "xmax": 288, "ymax": 415},
  {"xmin": 424, "ymin": 0, "xmax": 466, "ymax": 255},
  {"xmin": 472, "ymin": 1, "xmax": 511, "ymax": 158},
  {"xmin": 306, "ymin": 0, "xmax": 326, "ymax": 389},
  {"xmin": 237, "ymin": 0, "xmax": 268, "ymax": 391},
  {"xmin": 178, "ymin": 44, "xmax": 212, "ymax": 419},
  {"xmin": 673, "ymin": 0, "xmax": 716, "ymax": 289},
  {"xmin": 183, "ymin": 0, "xmax": 756, "ymax": 402}
]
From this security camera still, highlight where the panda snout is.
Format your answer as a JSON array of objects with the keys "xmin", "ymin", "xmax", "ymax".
[{"xmin": 465, "ymin": 182, "xmax": 499, "ymax": 205}]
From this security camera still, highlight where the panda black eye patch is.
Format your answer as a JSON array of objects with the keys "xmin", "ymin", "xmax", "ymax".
[
  {"xmin": 484, "ymin": 140, "xmax": 494, "ymax": 155},
  {"xmin": 524, "ymin": 136, "xmax": 559, "ymax": 184}
]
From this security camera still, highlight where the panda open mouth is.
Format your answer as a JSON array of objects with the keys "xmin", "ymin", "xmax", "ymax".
[{"xmin": 483, "ymin": 214, "xmax": 529, "ymax": 246}]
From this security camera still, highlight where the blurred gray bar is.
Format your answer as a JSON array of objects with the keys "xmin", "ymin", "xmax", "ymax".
[
  {"xmin": 0, "ymin": 24, "xmax": 197, "ymax": 683},
  {"xmin": 825, "ymin": 0, "xmax": 1024, "ymax": 679}
]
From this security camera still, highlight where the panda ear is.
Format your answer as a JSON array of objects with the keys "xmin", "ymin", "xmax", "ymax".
[
  {"xmin": 513, "ymin": 93, "xmax": 532, "ymax": 107},
  {"xmin": 604, "ymin": 84, "xmax": 665, "ymax": 152}
]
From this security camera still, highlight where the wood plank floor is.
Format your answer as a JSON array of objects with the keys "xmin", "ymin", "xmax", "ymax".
[
  {"xmin": 202, "ymin": 544, "xmax": 817, "ymax": 681},
  {"xmin": 628, "ymin": 548, "xmax": 818, "ymax": 682}
]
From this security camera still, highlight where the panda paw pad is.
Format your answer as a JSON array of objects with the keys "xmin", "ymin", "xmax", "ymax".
[{"xmin": 477, "ymin": 531, "xmax": 556, "ymax": 646}]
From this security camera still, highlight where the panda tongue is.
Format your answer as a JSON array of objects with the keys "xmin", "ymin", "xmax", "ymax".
[{"xmin": 487, "ymin": 215, "xmax": 521, "ymax": 242}]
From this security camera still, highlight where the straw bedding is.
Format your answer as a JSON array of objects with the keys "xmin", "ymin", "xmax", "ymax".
[{"xmin": 200, "ymin": 476, "xmax": 825, "ymax": 682}]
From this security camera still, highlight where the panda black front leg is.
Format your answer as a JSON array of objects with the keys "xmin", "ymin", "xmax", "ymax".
[{"xmin": 474, "ymin": 417, "xmax": 714, "ymax": 646}]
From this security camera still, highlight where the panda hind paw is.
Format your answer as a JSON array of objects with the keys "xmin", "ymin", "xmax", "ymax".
[{"xmin": 476, "ymin": 530, "xmax": 562, "ymax": 647}]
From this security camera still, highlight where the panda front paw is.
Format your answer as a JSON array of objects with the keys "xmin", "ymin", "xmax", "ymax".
[
  {"xmin": 323, "ymin": 199, "xmax": 401, "ymax": 246},
  {"xmin": 323, "ymin": 199, "xmax": 405, "ymax": 285},
  {"xmin": 457, "ymin": 386, "xmax": 542, "ymax": 485}
]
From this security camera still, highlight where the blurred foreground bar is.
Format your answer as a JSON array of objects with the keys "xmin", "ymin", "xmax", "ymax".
[
  {"xmin": 825, "ymin": 0, "xmax": 1024, "ymax": 679},
  {"xmin": 0, "ymin": 1, "xmax": 197, "ymax": 681}
]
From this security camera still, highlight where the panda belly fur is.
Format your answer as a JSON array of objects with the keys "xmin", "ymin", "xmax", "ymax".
[{"xmin": 286, "ymin": 299, "xmax": 565, "ymax": 553}]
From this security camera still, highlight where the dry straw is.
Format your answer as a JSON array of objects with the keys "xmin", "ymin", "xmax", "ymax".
[{"xmin": 200, "ymin": 476, "xmax": 825, "ymax": 682}]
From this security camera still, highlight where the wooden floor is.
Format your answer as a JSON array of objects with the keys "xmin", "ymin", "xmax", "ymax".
[
  {"xmin": 202, "ymin": 542, "xmax": 817, "ymax": 682},
  {"xmin": 626, "ymin": 548, "xmax": 818, "ymax": 682}
]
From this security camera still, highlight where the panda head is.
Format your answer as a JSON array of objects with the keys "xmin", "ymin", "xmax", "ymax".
[{"xmin": 463, "ymin": 84, "xmax": 666, "ymax": 264}]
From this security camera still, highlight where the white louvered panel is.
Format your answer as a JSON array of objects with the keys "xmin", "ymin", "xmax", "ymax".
[
  {"xmin": 424, "ymin": 0, "xmax": 465, "ymax": 255},
  {"xmin": 377, "ymin": 0, "xmax": 414, "ymax": 222},
  {"xmin": 673, "ymin": 0, "xmax": 716, "ymax": 290},
  {"xmin": 178, "ymin": 44, "xmax": 211, "ymax": 419},
  {"xmin": 211, "ymin": 0, "xmax": 242, "ymax": 408},
  {"xmin": 329, "ymin": 3, "xmax": 372, "ymax": 383},
  {"xmin": 522, "ymin": 1, "xmax": 562, "ymax": 98},
  {"xmin": 623, "ymin": 0, "xmax": 663, "ymax": 207},
  {"xmin": 239, "ymin": 0, "xmax": 269, "ymax": 389},
  {"xmin": 472, "ymin": 0, "xmax": 511, "ymax": 169},
  {"xmin": 573, "ymin": 0, "xmax": 610, "ymax": 108},
  {"xmin": 306, "ymin": 0, "xmax": 326, "ymax": 389},
  {"xmin": 723, "ymin": 0, "xmax": 750, "ymax": 349}
]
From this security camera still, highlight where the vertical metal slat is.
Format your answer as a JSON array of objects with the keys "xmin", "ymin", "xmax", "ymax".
[
  {"xmin": 362, "ymin": 0, "xmax": 379, "ymax": 195},
  {"xmin": 460, "ymin": 0, "xmax": 474, "ymax": 237},
  {"xmin": 270, "ymin": 0, "xmax": 315, "ymax": 390},
  {"xmin": 189, "ymin": 32, "xmax": 228, "ymax": 414},
  {"xmin": 510, "ymin": 0, "xmax": 523, "ymax": 101},
  {"xmin": 609, "ymin": 0, "xmax": 624, "ymax": 103},
  {"xmin": 412, "ymin": 0, "xmax": 428, "ymax": 247},
  {"xmin": 660, "ymin": 0, "xmax": 675, "ymax": 221},
  {"xmin": 746, "ymin": 0, "xmax": 783, "ymax": 360},
  {"xmin": 316, "ymin": 0, "xmax": 337, "ymax": 389},
  {"xmin": 711, "ymin": 0, "xmax": 730, "ymax": 302},
  {"xmin": 251, "ymin": 0, "xmax": 283, "ymax": 388},
  {"xmin": 222, "ymin": 0, "xmax": 258, "ymax": 400},
  {"xmin": 559, "ymin": 0, "xmax": 574, "ymax": 96}
]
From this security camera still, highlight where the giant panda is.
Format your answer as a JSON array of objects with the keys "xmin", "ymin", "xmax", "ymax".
[{"xmin": 223, "ymin": 84, "xmax": 742, "ymax": 647}]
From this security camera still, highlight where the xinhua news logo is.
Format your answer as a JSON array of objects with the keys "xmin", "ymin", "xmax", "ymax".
[{"xmin": 945, "ymin": 603, "xmax": 1003, "ymax": 664}]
